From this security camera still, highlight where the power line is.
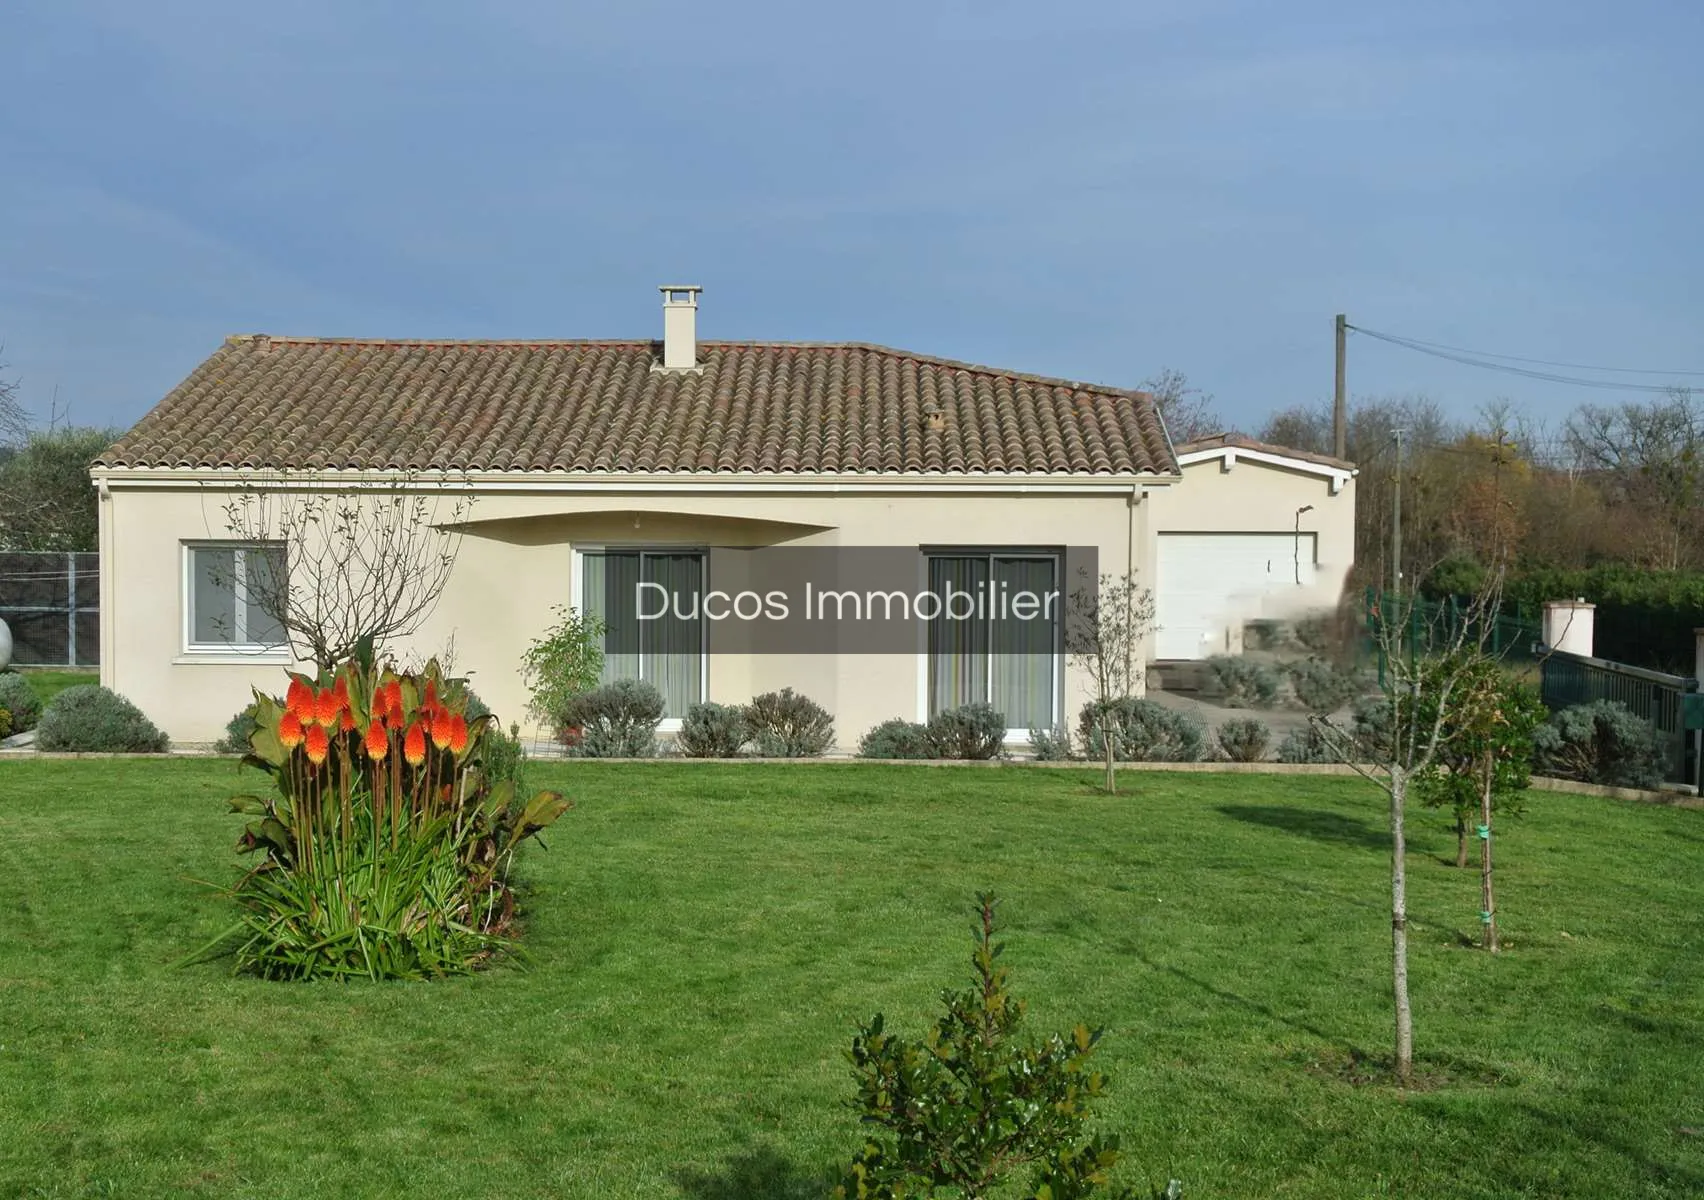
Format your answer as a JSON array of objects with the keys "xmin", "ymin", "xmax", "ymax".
[
  {"xmin": 1348, "ymin": 325, "xmax": 1701, "ymax": 393},
  {"xmin": 1348, "ymin": 327, "xmax": 1704, "ymax": 377}
]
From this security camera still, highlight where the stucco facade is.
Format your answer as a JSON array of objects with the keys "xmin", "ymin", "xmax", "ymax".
[{"xmin": 97, "ymin": 473, "xmax": 1157, "ymax": 746}]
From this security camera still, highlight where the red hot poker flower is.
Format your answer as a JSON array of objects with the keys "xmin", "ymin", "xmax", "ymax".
[
  {"xmin": 304, "ymin": 723, "xmax": 330, "ymax": 766},
  {"xmin": 364, "ymin": 719, "xmax": 388, "ymax": 761},
  {"xmin": 279, "ymin": 709, "xmax": 305, "ymax": 749},
  {"xmin": 403, "ymin": 721, "xmax": 427, "ymax": 766},
  {"xmin": 430, "ymin": 711, "xmax": 451, "ymax": 751},
  {"xmin": 314, "ymin": 687, "xmax": 340, "ymax": 729},
  {"xmin": 285, "ymin": 678, "xmax": 314, "ymax": 719},
  {"xmin": 447, "ymin": 713, "xmax": 469, "ymax": 755}
]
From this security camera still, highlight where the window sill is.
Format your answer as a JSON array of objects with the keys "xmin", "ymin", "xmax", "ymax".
[{"xmin": 174, "ymin": 651, "xmax": 293, "ymax": 667}]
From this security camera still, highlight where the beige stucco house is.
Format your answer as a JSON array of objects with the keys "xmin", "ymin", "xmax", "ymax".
[{"xmin": 92, "ymin": 287, "xmax": 1356, "ymax": 748}]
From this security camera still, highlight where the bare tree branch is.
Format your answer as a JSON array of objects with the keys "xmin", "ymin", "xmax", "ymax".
[{"xmin": 214, "ymin": 472, "xmax": 475, "ymax": 671}]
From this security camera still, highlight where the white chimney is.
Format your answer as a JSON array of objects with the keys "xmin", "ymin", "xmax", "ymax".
[{"xmin": 659, "ymin": 285, "xmax": 702, "ymax": 371}]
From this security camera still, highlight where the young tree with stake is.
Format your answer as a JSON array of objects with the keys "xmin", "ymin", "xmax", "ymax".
[{"xmin": 1064, "ymin": 569, "xmax": 1157, "ymax": 795}]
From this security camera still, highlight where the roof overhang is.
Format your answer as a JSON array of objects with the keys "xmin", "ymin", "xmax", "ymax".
[
  {"xmin": 89, "ymin": 465, "xmax": 1186, "ymax": 497},
  {"xmin": 1174, "ymin": 445, "xmax": 1356, "ymax": 495}
]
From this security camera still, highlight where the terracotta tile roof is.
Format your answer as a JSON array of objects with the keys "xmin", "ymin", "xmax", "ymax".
[
  {"xmin": 97, "ymin": 337, "xmax": 1178, "ymax": 477},
  {"xmin": 1177, "ymin": 431, "xmax": 1356, "ymax": 471}
]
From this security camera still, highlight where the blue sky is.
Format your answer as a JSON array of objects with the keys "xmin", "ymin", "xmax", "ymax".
[{"xmin": 3, "ymin": 0, "xmax": 1701, "ymax": 437}]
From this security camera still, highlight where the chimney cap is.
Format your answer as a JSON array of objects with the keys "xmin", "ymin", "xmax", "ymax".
[{"xmin": 659, "ymin": 285, "xmax": 702, "ymax": 304}]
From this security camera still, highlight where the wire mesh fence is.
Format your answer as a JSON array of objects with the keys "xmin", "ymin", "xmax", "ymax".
[{"xmin": 0, "ymin": 551, "xmax": 100, "ymax": 667}]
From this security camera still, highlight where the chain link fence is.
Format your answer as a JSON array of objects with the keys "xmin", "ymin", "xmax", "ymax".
[{"xmin": 0, "ymin": 551, "xmax": 100, "ymax": 666}]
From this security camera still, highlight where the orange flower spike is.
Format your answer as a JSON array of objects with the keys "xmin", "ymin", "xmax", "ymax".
[
  {"xmin": 339, "ymin": 705, "xmax": 358, "ymax": 733},
  {"xmin": 278, "ymin": 709, "xmax": 305, "ymax": 750},
  {"xmin": 285, "ymin": 678, "xmax": 314, "ymax": 719},
  {"xmin": 403, "ymin": 721, "xmax": 427, "ymax": 766},
  {"xmin": 385, "ymin": 680, "xmax": 405, "ymax": 725},
  {"xmin": 447, "ymin": 713, "xmax": 469, "ymax": 755},
  {"xmin": 364, "ymin": 718, "xmax": 388, "ymax": 761},
  {"xmin": 313, "ymin": 687, "xmax": 340, "ymax": 729},
  {"xmin": 304, "ymin": 723, "xmax": 330, "ymax": 766},
  {"xmin": 424, "ymin": 679, "xmax": 439, "ymax": 710},
  {"xmin": 430, "ymin": 711, "xmax": 452, "ymax": 751}
]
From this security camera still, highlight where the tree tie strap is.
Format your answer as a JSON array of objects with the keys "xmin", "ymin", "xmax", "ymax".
[{"xmin": 1476, "ymin": 824, "xmax": 1491, "ymax": 840}]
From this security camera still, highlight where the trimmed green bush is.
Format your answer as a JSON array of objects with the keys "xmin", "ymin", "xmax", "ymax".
[
  {"xmin": 857, "ymin": 719, "xmax": 934, "ymax": 760},
  {"xmin": 36, "ymin": 686, "xmax": 169, "ymax": 753},
  {"xmin": 215, "ymin": 706, "xmax": 260, "ymax": 754},
  {"xmin": 563, "ymin": 679, "xmax": 663, "ymax": 758},
  {"xmin": 1533, "ymin": 699, "xmax": 1666, "ymax": 790},
  {"xmin": 1027, "ymin": 726, "xmax": 1076, "ymax": 761},
  {"xmin": 1276, "ymin": 724, "xmax": 1339, "ymax": 764},
  {"xmin": 926, "ymin": 702, "xmax": 1006, "ymax": 760},
  {"xmin": 0, "ymin": 706, "xmax": 11, "ymax": 740},
  {"xmin": 678, "ymin": 701, "xmax": 750, "ymax": 758},
  {"xmin": 481, "ymin": 720, "xmax": 530, "ymax": 794},
  {"xmin": 744, "ymin": 688, "xmax": 834, "ymax": 758},
  {"xmin": 1215, "ymin": 717, "xmax": 1271, "ymax": 762},
  {"xmin": 1288, "ymin": 658, "xmax": 1364, "ymax": 713},
  {"xmin": 1349, "ymin": 694, "xmax": 1394, "ymax": 759},
  {"xmin": 0, "ymin": 673, "xmax": 42, "ymax": 733},
  {"xmin": 1206, "ymin": 655, "xmax": 1281, "ymax": 708},
  {"xmin": 1077, "ymin": 698, "xmax": 1206, "ymax": 763}
]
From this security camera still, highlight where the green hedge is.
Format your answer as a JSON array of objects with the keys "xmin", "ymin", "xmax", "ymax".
[
  {"xmin": 1502, "ymin": 567, "xmax": 1704, "ymax": 672},
  {"xmin": 1424, "ymin": 565, "xmax": 1704, "ymax": 672}
]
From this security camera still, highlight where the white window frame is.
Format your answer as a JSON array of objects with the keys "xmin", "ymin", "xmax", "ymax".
[
  {"xmin": 571, "ymin": 544, "xmax": 710, "ymax": 732},
  {"xmin": 915, "ymin": 550, "xmax": 1063, "ymax": 742},
  {"xmin": 181, "ymin": 540, "xmax": 290, "ymax": 661}
]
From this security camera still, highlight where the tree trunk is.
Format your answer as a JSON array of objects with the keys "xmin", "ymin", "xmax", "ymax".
[
  {"xmin": 1455, "ymin": 815, "xmax": 1469, "ymax": 868},
  {"xmin": 1390, "ymin": 767, "xmax": 1414, "ymax": 1086},
  {"xmin": 1480, "ymin": 754, "xmax": 1498, "ymax": 953},
  {"xmin": 1104, "ymin": 732, "xmax": 1116, "ymax": 795}
]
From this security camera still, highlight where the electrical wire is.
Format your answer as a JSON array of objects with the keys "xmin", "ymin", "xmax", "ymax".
[{"xmin": 1348, "ymin": 325, "xmax": 1701, "ymax": 393}]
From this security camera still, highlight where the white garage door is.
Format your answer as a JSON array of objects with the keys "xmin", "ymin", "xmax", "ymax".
[{"xmin": 1155, "ymin": 533, "xmax": 1316, "ymax": 660}]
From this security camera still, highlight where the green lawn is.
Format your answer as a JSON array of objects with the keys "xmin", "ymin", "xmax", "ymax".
[{"xmin": 2, "ymin": 761, "xmax": 1701, "ymax": 1199}]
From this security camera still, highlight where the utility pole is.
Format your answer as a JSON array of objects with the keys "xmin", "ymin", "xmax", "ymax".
[
  {"xmin": 1391, "ymin": 428, "xmax": 1407, "ymax": 596},
  {"xmin": 1334, "ymin": 314, "xmax": 1348, "ymax": 460}
]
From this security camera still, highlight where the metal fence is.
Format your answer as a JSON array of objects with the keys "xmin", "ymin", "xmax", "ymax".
[
  {"xmin": 0, "ymin": 551, "xmax": 100, "ymax": 667},
  {"xmin": 1364, "ymin": 588, "xmax": 1542, "ymax": 681},
  {"xmin": 1539, "ymin": 649, "xmax": 1699, "ymax": 787}
]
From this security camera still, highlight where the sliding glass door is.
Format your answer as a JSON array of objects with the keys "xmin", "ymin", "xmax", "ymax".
[
  {"xmin": 580, "ymin": 549, "xmax": 705, "ymax": 719},
  {"xmin": 926, "ymin": 553, "xmax": 1059, "ymax": 732}
]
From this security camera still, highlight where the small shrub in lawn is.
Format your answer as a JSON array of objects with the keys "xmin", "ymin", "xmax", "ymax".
[
  {"xmin": 857, "ymin": 719, "xmax": 934, "ymax": 759},
  {"xmin": 563, "ymin": 679, "xmax": 664, "ymax": 758},
  {"xmin": 0, "ymin": 672, "xmax": 42, "ymax": 733},
  {"xmin": 1533, "ymin": 699, "xmax": 1666, "ymax": 790},
  {"xmin": 1288, "ymin": 657, "xmax": 1365, "ymax": 713},
  {"xmin": 36, "ymin": 686, "xmax": 169, "ymax": 753},
  {"xmin": 744, "ymin": 688, "xmax": 834, "ymax": 758},
  {"xmin": 0, "ymin": 706, "xmax": 11, "ymax": 740},
  {"xmin": 1205, "ymin": 655, "xmax": 1280, "ymax": 708},
  {"xmin": 835, "ymin": 893, "xmax": 1174, "ymax": 1200},
  {"xmin": 678, "ymin": 701, "xmax": 749, "ymax": 758},
  {"xmin": 1215, "ymin": 717, "xmax": 1271, "ymax": 762},
  {"xmin": 1028, "ymin": 725, "xmax": 1076, "ymax": 761},
  {"xmin": 1276, "ymin": 724, "xmax": 1339, "ymax": 764},
  {"xmin": 201, "ymin": 659, "xmax": 569, "ymax": 981},
  {"xmin": 1077, "ymin": 698, "xmax": 1206, "ymax": 763},
  {"xmin": 926, "ymin": 702, "xmax": 1007, "ymax": 760},
  {"xmin": 215, "ymin": 706, "xmax": 260, "ymax": 754}
]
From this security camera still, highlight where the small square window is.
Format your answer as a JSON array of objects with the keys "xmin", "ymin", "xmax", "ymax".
[{"xmin": 185, "ymin": 542, "xmax": 287, "ymax": 652}]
